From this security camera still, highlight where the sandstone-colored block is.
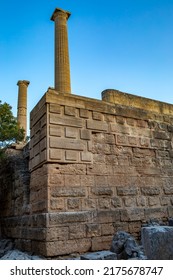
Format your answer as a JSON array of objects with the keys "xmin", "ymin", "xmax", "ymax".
[
  {"xmin": 65, "ymin": 150, "xmax": 78, "ymax": 161},
  {"xmin": 50, "ymin": 163, "xmax": 86, "ymax": 175},
  {"xmin": 126, "ymin": 118, "xmax": 136, "ymax": 126},
  {"xmin": 50, "ymin": 114, "xmax": 83, "ymax": 127},
  {"xmin": 91, "ymin": 187, "xmax": 113, "ymax": 196},
  {"xmin": 116, "ymin": 134, "xmax": 128, "ymax": 145},
  {"xmin": 79, "ymin": 108, "xmax": 90, "ymax": 118},
  {"xmin": 64, "ymin": 174, "xmax": 81, "ymax": 187},
  {"xmin": 101, "ymin": 223, "xmax": 114, "ymax": 236},
  {"xmin": 67, "ymin": 198, "xmax": 81, "ymax": 210},
  {"xmin": 69, "ymin": 225, "xmax": 86, "ymax": 239},
  {"xmin": 65, "ymin": 127, "xmax": 78, "ymax": 138},
  {"xmin": 80, "ymin": 175, "xmax": 94, "ymax": 187},
  {"xmin": 123, "ymin": 197, "xmax": 136, "ymax": 207},
  {"xmin": 128, "ymin": 136, "xmax": 138, "ymax": 146},
  {"xmin": 120, "ymin": 208, "xmax": 144, "ymax": 222},
  {"xmin": 87, "ymin": 164, "xmax": 113, "ymax": 175},
  {"xmin": 46, "ymin": 239, "xmax": 91, "ymax": 256},
  {"xmin": 144, "ymin": 207, "xmax": 167, "ymax": 220},
  {"xmin": 49, "ymin": 149, "xmax": 63, "ymax": 160},
  {"xmin": 97, "ymin": 210, "xmax": 120, "ymax": 223},
  {"xmin": 91, "ymin": 236, "xmax": 112, "ymax": 252},
  {"xmin": 49, "ymin": 104, "xmax": 61, "ymax": 114},
  {"xmin": 48, "ymin": 211, "xmax": 96, "ymax": 225},
  {"xmin": 81, "ymin": 152, "xmax": 93, "ymax": 162},
  {"xmin": 98, "ymin": 198, "xmax": 111, "ymax": 209},
  {"xmin": 82, "ymin": 198, "xmax": 97, "ymax": 210},
  {"xmin": 50, "ymin": 186, "xmax": 86, "ymax": 197},
  {"xmin": 87, "ymin": 120, "xmax": 108, "ymax": 131},
  {"xmin": 154, "ymin": 131, "xmax": 170, "ymax": 140},
  {"xmin": 50, "ymin": 198, "xmax": 65, "ymax": 210},
  {"xmin": 92, "ymin": 111, "xmax": 103, "ymax": 120},
  {"xmin": 48, "ymin": 174, "xmax": 64, "ymax": 186},
  {"xmin": 80, "ymin": 129, "xmax": 91, "ymax": 140},
  {"xmin": 110, "ymin": 123, "xmax": 130, "ymax": 134},
  {"xmin": 46, "ymin": 227, "xmax": 69, "ymax": 241},
  {"xmin": 50, "ymin": 137, "xmax": 85, "ymax": 151},
  {"xmin": 64, "ymin": 106, "xmax": 76, "ymax": 116},
  {"xmin": 116, "ymin": 116, "xmax": 125, "ymax": 124},
  {"xmin": 148, "ymin": 197, "xmax": 160, "ymax": 206},
  {"xmin": 117, "ymin": 186, "xmax": 138, "ymax": 196},
  {"xmin": 111, "ymin": 197, "xmax": 122, "ymax": 208},
  {"xmin": 141, "ymin": 186, "xmax": 160, "ymax": 196},
  {"xmin": 86, "ymin": 224, "xmax": 101, "ymax": 237},
  {"xmin": 49, "ymin": 125, "xmax": 62, "ymax": 137},
  {"xmin": 40, "ymin": 137, "xmax": 46, "ymax": 151}
]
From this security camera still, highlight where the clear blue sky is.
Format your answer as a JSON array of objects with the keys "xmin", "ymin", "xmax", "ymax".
[{"xmin": 1, "ymin": 0, "xmax": 173, "ymax": 121}]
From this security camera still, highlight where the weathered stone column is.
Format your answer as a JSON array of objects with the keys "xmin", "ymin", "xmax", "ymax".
[
  {"xmin": 17, "ymin": 80, "xmax": 30, "ymax": 139},
  {"xmin": 51, "ymin": 8, "xmax": 71, "ymax": 94}
]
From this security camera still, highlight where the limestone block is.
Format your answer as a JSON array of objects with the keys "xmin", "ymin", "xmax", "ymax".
[
  {"xmin": 49, "ymin": 104, "xmax": 61, "ymax": 114},
  {"xmin": 50, "ymin": 198, "xmax": 65, "ymax": 210},
  {"xmin": 79, "ymin": 108, "xmax": 90, "ymax": 119},
  {"xmin": 91, "ymin": 236, "xmax": 112, "ymax": 251},
  {"xmin": 64, "ymin": 106, "xmax": 76, "ymax": 116},
  {"xmin": 46, "ymin": 239, "xmax": 91, "ymax": 256},
  {"xmin": 116, "ymin": 135, "xmax": 128, "ymax": 145},
  {"xmin": 111, "ymin": 197, "xmax": 122, "ymax": 208},
  {"xmin": 87, "ymin": 120, "xmax": 108, "ymax": 131},
  {"xmin": 67, "ymin": 198, "xmax": 81, "ymax": 210},
  {"xmin": 91, "ymin": 187, "xmax": 113, "ymax": 196},
  {"xmin": 65, "ymin": 127, "xmax": 78, "ymax": 138},
  {"xmin": 50, "ymin": 114, "xmax": 83, "ymax": 127},
  {"xmin": 141, "ymin": 187, "xmax": 160, "ymax": 196},
  {"xmin": 49, "ymin": 125, "xmax": 62, "ymax": 137},
  {"xmin": 86, "ymin": 224, "xmax": 101, "ymax": 237},
  {"xmin": 120, "ymin": 208, "xmax": 144, "ymax": 222},
  {"xmin": 117, "ymin": 186, "xmax": 138, "ymax": 196},
  {"xmin": 80, "ymin": 129, "xmax": 91, "ymax": 140},
  {"xmin": 110, "ymin": 123, "xmax": 130, "ymax": 134},
  {"xmin": 69, "ymin": 225, "xmax": 86, "ymax": 239},
  {"xmin": 97, "ymin": 210, "xmax": 120, "ymax": 223},
  {"xmin": 65, "ymin": 150, "xmax": 78, "ymax": 161},
  {"xmin": 48, "ymin": 211, "xmax": 96, "ymax": 225},
  {"xmin": 141, "ymin": 226, "xmax": 173, "ymax": 259},
  {"xmin": 144, "ymin": 207, "xmax": 167, "ymax": 220},
  {"xmin": 98, "ymin": 198, "xmax": 111, "ymax": 209},
  {"xmin": 50, "ymin": 186, "xmax": 86, "ymax": 197},
  {"xmin": 81, "ymin": 152, "xmax": 93, "ymax": 162},
  {"xmin": 49, "ymin": 149, "xmax": 63, "ymax": 160},
  {"xmin": 92, "ymin": 112, "xmax": 103, "ymax": 121},
  {"xmin": 50, "ymin": 137, "xmax": 85, "ymax": 151},
  {"xmin": 153, "ymin": 131, "xmax": 170, "ymax": 140},
  {"xmin": 46, "ymin": 227, "xmax": 69, "ymax": 241}
]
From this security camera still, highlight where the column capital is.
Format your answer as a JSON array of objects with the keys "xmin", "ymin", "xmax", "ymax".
[
  {"xmin": 51, "ymin": 8, "xmax": 71, "ymax": 21},
  {"xmin": 17, "ymin": 80, "xmax": 30, "ymax": 87}
]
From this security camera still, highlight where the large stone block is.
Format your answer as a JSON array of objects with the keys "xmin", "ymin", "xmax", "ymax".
[{"xmin": 141, "ymin": 226, "xmax": 173, "ymax": 259}]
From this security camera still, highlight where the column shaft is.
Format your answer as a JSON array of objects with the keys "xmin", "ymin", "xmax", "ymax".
[
  {"xmin": 17, "ymin": 80, "xmax": 30, "ymax": 139},
  {"xmin": 51, "ymin": 8, "xmax": 71, "ymax": 94}
]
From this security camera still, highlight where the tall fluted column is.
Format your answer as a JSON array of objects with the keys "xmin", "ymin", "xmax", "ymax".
[
  {"xmin": 51, "ymin": 8, "xmax": 71, "ymax": 94},
  {"xmin": 17, "ymin": 80, "xmax": 30, "ymax": 139}
]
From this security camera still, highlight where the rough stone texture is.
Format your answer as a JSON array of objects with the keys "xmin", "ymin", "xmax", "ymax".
[
  {"xmin": 141, "ymin": 226, "xmax": 173, "ymax": 259},
  {"xmin": 110, "ymin": 231, "xmax": 146, "ymax": 259},
  {"xmin": 2, "ymin": 88, "xmax": 173, "ymax": 257}
]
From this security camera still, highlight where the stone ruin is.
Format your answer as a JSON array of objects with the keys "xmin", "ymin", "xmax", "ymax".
[{"xmin": 1, "ymin": 7, "xmax": 173, "ymax": 259}]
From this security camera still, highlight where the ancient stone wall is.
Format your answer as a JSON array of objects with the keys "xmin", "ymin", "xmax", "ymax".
[
  {"xmin": 27, "ymin": 88, "xmax": 173, "ymax": 256},
  {"xmin": 1, "ymin": 88, "xmax": 173, "ymax": 257}
]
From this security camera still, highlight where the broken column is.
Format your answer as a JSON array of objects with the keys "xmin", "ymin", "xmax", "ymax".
[
  {"xmin": 51, "ymin": 8, "xmax": 71, "ymax": 94},
  {"xmin": 17, "ymin": 80, "xmax": 30, "ymax": 139}
]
